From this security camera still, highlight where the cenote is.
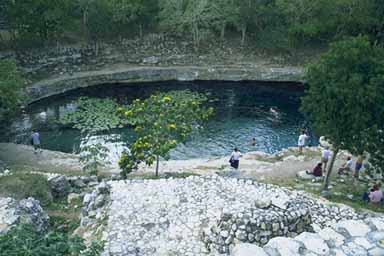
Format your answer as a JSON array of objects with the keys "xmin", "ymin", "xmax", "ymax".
[{"xmin": 0, "ymin": 81, "xmax": 317, "ymax": 161}]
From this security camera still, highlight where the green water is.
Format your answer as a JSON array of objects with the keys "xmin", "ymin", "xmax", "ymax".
[{"xmin": 1, "ymin": 81, "xmax": 317, "ymax": 161}]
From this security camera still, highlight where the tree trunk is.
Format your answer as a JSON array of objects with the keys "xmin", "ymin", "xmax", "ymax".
[
  {"xmin": 241, "ymin": 24, "xmax": 247, "ymax": 45},
  {"xmin": 323, "ymin": 147, "xmax": 339, "ymax": 191},
  {"xmin": 139, "ymin": 24, "xmax": 143, "ymax": 38},
  {"xmin": 220, "ymin": 23, "xmax": 226, "ymax": 40},
  {"xmin": 155, "ymin": 154, "xmax": 160, "ymax": 177},
  {"xmin": 82, "ymin": 9, "xmax": 88, "ymax": 40}
]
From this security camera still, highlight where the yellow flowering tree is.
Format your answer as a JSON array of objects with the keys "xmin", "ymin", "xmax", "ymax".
[{"xmin": 118, "ymin": 90, "xmax": 214, "ymax": 177}]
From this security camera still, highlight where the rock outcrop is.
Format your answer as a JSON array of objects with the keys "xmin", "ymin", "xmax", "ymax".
[{"xmin": 0, "ymin": 197, "xmax": 49, "ymax": 234}]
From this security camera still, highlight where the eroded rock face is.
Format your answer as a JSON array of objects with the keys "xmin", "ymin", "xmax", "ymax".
[
  {"xmin": 27, "ymin": 65, "xmax": 304, "ymax": 103},
  {"xmin": 0, "ymin": 197, "xmax": 49, "ymax": 234}
]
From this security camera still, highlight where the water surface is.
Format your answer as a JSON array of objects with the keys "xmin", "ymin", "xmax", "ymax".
[{"xmin": 0, "ymin": 81, "xmax": 317, "ymax": 161}]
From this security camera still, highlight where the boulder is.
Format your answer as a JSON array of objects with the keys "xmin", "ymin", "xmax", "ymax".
[
  {"xmin": 271, "ymin": 195, "xmax": 290, "ymax": 210},
  {"xmin": 254, "ymin": 198, "xmax": 271, "ymax": 209},
  {"xmin": 0, "ymin": 197, "xmax": 49, "ymax": 234},
  {"xmin": 96, "ymin": 182, "xmax": 110, "ymax": 195},
  {"xmin": 72, "ymin": 178, "xmax": 86, "ymax": 189},
  {"xmin": 295, "ymin": 232, "xmax": 330, "ymax": 255},
  {"xmin": 17, "ymin": 197, "xmax": 49, "ymax": 233},
  {"xmin": 264, "ymin": 237, "xmax": 306, "ymax": 256},
  {"xmin": 48, "ymin": 175, "xmax": 70, "ymax": 198},
  {"xmin": 335, "ymin": 220, "xmax": 371, "ymax": 238},
  {"xmin": 231, "ymin": 243, "xmax": 268, "ymax": 256},
  {"xmin": 318, "ymin": 227, "xmax": 345, "ymax": 248},
  {"xmin": 296, "ymin": 170, "xmax": 322, "ymax": 181}
]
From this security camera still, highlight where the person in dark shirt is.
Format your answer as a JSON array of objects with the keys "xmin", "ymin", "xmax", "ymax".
[{"xmin": 306, "ymin": 162, "xmax": 323, "ymax": 177}]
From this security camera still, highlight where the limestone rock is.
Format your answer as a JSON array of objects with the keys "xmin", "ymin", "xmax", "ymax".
[
  {"xmin": 335, "ymin": 220, "xmax": 371, "ymax": 238},
  {"xmin": 0, "ymin": 197, "xmax": 49, "ymax": 234},
  {"xmin": 231, "ymin": 243, "xmax": 268, "ymax": 256},
  {"xmin": 295, "ymin": 232, "xmax": 330, "ymax": 255},
  {"xmin": 48, "ymin": 175, "xmax": 70, "ymax": 198},
  {"xmin": 318, "ymin": 227, "xmax": 345, "ymax": 248},
  {"xmin": 17, "ymin": 197, "xmax": 49, "ymax": 233},
  {"xmin": 367, "ymin": 218, "xmax": 384, "ymax": 231},
  {"xmin": 96, "ymin": 182, "xmax": 110, "ymax": 195},
  {"xmin": 296, "ymin": 170, "xmax": 315, "ymax": 180},
  {"xmin": 264, "ymin": 237, "xmax": 305, "ymax": 256},
  {"xmin": 254, "ymin": 198, "xmax": 271, "ymax": 209}
]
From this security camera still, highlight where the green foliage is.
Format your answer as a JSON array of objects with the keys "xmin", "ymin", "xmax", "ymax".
[
  {"xmin": 301, "ymin": 36, "xmax": 384, "ymax": 188},
  {"xmin": 0, "ymin": 173, "xmax": 53, "ymax": 206},
  {"xmin": 80, "ymin": 142, "xmax": 110, "ymax": 176},
  {"xmin": 0, "ymin": 59, "xmax": 25, "ymax": 121},
  {"xmin": 86, "ymin": 0, "xmax": 115, "ymax": 41},
  {"xmin": 0, "ymin": 224, "xmax": 102, "ymax": 256},
  {"xmin": 5, "ymin": 0, "xmax": 384, "ymax": 49},
  {"xmin": 9, "ymin": 0, "xmax": 75, "ymax": 45},
  {"xmin": 118, "ymin": 90, "xmax": 213, "ymax": 177},
  {"xmin": 276, "ymin": 0, "xmax": 380, "ymax": 46},
  {"xmin": 109, "ymin": 0, "xmax": 158, "ymax": 32},
  {"xmin": 60, "ymin": 97, "xmax": 127, "ymax": 133}
]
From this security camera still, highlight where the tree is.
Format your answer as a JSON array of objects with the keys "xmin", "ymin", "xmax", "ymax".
[
  {"xmin": 0, "ymin": 59, "xmax": 25, "ymax": 121},
  {"xmin": 301, "ymin": 36, "xmax": 384, "ymax": 191},
  {"xmin": 9, "ymin": 0, "xmax": 74, "ymax": 44},
  {"xmin": 118, "ymin": 90, "xmax": 213, "ymax": 178},
  {"xmin": 109, "ymin": 0, "xmax": 158, "ymax": 37},
  {"xmin": 80, "ymin": 142, "xmax": 110, "ymax": 176}
]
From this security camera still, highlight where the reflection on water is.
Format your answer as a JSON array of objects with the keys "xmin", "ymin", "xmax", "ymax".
[{"xmin": 0, "ymin": 81, "xmax": 317, "ymax": 160}]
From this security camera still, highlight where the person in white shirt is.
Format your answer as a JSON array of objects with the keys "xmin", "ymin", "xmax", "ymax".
[
  {"xmin": 298, "ymin": 130, "xmax": 309, "ymax": 153},
  {"xmin": 338, "ymin": 156, "xmax": 353, "ymax": 175},
  {"xmin": 230, "ymin": 148, "xmax": 242, "ymax": 170},
  {"xmin": 321, "ymin": 146, "xmax": 332, "ymax": 174}
]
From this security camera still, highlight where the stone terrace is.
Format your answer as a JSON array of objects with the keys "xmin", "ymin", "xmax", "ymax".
[{"xmin": 100, "ymin": 176, "xmax": 384, "ymax": 256}]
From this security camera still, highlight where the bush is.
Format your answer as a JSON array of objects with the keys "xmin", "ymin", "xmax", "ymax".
[
  {"xmin": 0, "ymin": 173, "xmax": 53, "ymax": 206},
  {"xmin": 0, "ymin": 224, "xmax": 102, "ymax": 256}
]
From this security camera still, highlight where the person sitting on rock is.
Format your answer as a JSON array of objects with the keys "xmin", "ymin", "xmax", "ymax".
[
  {"xmin": 363, "ymin": 184, "xmax": 383, "ymax": 203},
  {"xmin": 306, "ymin": 162, "xmax": 323, "ymax": 177},
  {"xmin": 369, "ymin": 184, "xmax": 383, "ymax": 203},
  {"xmin": 338, "ymin": 156, "xmax": 352, "ymax": 175}
]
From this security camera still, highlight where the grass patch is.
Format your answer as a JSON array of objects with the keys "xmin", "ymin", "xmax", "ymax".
[
  {"xmin": 9, "ymin": 165, "xmax": 86, "ymax": 177},
  {"xmin": 0, "ymin": 173, "xmax": 53, "ymax": 206}
]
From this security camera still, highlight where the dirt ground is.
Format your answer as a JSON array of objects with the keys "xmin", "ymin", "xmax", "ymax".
[{"xmin": 0, "ymin": 143, "xmax": 351, "ymax": 179}]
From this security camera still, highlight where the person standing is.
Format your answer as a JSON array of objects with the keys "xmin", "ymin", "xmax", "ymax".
[
  {"xmin": 354, "ymin": 155, "xmax": 364, "ymax": 178},
  {"xmin": 230, "ymin": 148, "xmax": 242, "ymax": 170},
  {"xmin": 31, "ymin": 130, "xmax": 41, "ymax": 153},
  {"xmin": 298, "ymin": 130, "xmax": 308, "ymax": 153},
  {"xmin": 321, "ymin": 146, "xmax": 332, "ymax": 174}
]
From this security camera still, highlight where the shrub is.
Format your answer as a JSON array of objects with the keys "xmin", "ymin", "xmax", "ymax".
[{"xmin": 0, "ymin": 224, "xmax": 102, "ymax": 256}]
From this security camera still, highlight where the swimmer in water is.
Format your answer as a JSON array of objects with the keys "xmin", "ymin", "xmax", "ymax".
[{"xmin": 250, "ymin": 138, "xmax": 257, "ymax": 146}]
